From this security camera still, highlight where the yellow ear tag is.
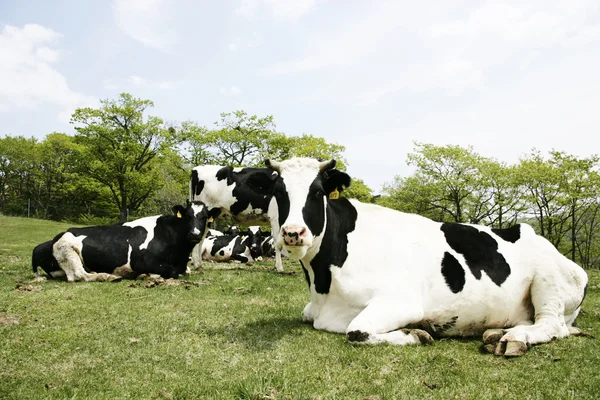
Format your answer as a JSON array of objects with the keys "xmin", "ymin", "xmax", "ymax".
[
  {"xmin": 329, "ymin": 189, "xmax": 339, "ymax": 200},
  {"xmin": 208, "ymin": 217, "xmax": 214, "ymax": 222},
  {"xmin": 177, "ymin": 211, "xmax": 182, "ymax": 218}
]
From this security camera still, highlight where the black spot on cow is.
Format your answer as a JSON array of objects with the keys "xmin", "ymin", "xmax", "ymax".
[
  {"xmin": 190, "ymin": 169, "xmax": 205, "ymax": 197},
  {"xmin": 309, "ymin": 198, "xmax": 357, "ymax": 294},
  {"xmin": 347, "ymin": 330, "xmax": 370, "ymax": 342},
  {"xmin": 215, "ymin": 167, "xmax": 279, "ymax": 216},
  {"xmin": 491, "ymin": 224, "xmax": 521, "ymax": 243},
  {"xmin": 32, "ymin": 240, "xmax": 60, "ymax": 276},
  {"xmin": 441, "ymin": 252, "xmax": 465, "ymax": 293},
  {"xmin": 300, "ymin": 260, "xmax": 311, "ymax": 290},
  {"xmin": 441, "ymin": 223, "xmax": 511, "ymax": 286},
  {"xmin": 219, "ymin": 250, "xmax": 225, "ymax": 256}
]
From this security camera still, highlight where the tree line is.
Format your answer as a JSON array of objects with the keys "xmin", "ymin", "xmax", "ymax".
[
  {"xmin": 1, "ymin": 93, "xmax": 598, "ymax": 268},
  {"xmin": 378, "ymin": 143, "xmax": 600, "ymax": 269}
]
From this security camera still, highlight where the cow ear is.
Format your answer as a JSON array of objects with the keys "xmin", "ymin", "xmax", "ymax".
[
  {"xmin": 322, "ymin": 170, "xmax": 351, "ymax": 197},
  {"xmin": 172, "ymin": 205, "xmax": 186, "ymax": 218},
  {"xmin": 208, "ymin": 208, "xmax": 222, "ymax": 220}
]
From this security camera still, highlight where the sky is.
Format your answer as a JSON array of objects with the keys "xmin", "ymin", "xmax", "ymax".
[{"xmin": 1, "ymin": 0, "xmax": 599, "ymax": 193}]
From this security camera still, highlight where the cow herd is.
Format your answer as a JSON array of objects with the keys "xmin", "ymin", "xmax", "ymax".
[{"xmin": 31, "ymin": 157, "xmax": 590, "ymax": 356}]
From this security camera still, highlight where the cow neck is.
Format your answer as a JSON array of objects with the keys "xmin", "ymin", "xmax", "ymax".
[{"xmin": 303, "ymin": 197, "xmax": 357, "ymax": 295}]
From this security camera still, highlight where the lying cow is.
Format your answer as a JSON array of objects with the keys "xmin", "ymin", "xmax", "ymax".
[
  {"xmin": 190, "ymin": 165, "xmax": 284, "ymax": 271},
  {"xmin": 32, "ymin": 201, "xmax": 220, "ymax": 282},
  {"xmin": 253, "ymin": 157, "xmax": 588, "ymax": 356},
  {"xmin": 201, "ymin": 226, "xmax": 265, "ymax": 263}
]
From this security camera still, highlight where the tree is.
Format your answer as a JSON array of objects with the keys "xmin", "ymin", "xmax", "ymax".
[
  {"xmin": 29, "ymin": 133, "xmax": 82, "ymax": 219},
  {"xmin": 206, "ymin": 110, "xmax": 275, "ymax": 166},
  {"xmin": 71, "ymin": 93, "xmax": 179, "ymax": 222},
  {"xmin": 0, "ymin": 135, "xmax": 37, "ymax": 216},
  {"xmin": 261, "ymin": 133, "xmax": 348, "ymax": 169},
  {"xmin": 342, "ymin": 178, "xmax": 373, "ymax": 202}
]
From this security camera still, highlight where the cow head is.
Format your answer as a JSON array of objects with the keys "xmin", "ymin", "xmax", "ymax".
[
  {"xmin": 245, "ymin": 226, "xmax": 265, "ymax": 259},
  {"xmin": 265, "ymin": 158, "xmax": 351, "ymax": 259},
  {"xmin": 172, "ymin": 200, "xmax": 222, "ymax": 244}
]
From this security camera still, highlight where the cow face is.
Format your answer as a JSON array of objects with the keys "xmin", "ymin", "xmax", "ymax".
[
  {"xmin": 265, "ymin": 158, "xmax": 351, "ymax": 259},
  {"xmin": 246, "ymin": 226, "xmax": 265, "ymax": 259},
  {"xmin": 172, "ymin": 201, "xmax": 221, "ymax": 244}
]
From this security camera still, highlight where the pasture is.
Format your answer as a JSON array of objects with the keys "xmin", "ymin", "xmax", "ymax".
[{"xmin": 1, "ymin": 215, "xmax": 599, "ymax": 399}]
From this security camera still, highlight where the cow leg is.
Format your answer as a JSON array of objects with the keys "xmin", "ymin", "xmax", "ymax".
[
  {"xmin": 496, "ymin": 276, "xmax": 572, "ymax": 356},
  {"xmin": 345, "ymin": 298, "xmax": 432, "ymax": 346},
  {"xmin": 274, "ymin": 249, "xmax": 283, "ymax": 272},
  {"xmin": 190, "ymin": 243, "xmax": 202, "ymax": 269},
  {"xmin": 53, "ymin": 233, "xmax": 121, "ymax": 283}
]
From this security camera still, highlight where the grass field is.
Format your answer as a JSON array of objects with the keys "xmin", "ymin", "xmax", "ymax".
[{"xmin": 1, "ymin": 215, "xmax": 599, "ymax": 399}]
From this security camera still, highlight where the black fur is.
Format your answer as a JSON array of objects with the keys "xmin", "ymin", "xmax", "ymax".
[
  {"xmin": 441, "ymin": 223, "xmax": 511, "ymax": 286},
  {"xmin": 491, "ymin": 224, "xmax": 521, "ymax": 243},
  {"xmin": 309, "ymin": 198, "xmax": 357, "ymax": 294},
  {"xmin": 32, "ymin": 240, "xmax": 60, "ymax": 276},
  {"xmin": 215, "ymin": 167, "xmax": 279, "ymax": 216},
  {"xmin": 440, "ymin": 252, "xmax": 466, "ymax": 293}
]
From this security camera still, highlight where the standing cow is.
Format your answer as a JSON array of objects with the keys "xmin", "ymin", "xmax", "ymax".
[
  {"xmin": 245, "ymin": 157, "xmax": 588, "ymax": 356},
  {"xmin": 201, "ymin": 226, "xmax": 266, "ymax": 263},
  {"xmin": 33, "ymin": 201, "xmax": 220, "ymax": 282},
  {"xmin": 190, "ymin": 165, "xmax": 285, "ymax": 271}
]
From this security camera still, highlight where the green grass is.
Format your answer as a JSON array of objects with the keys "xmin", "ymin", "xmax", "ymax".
[{"xmin": 1, "ymin": 215, "xmax": 599, "ymax": 399}]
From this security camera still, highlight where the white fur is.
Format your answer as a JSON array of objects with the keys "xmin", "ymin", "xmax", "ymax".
[
  {"xmin": 52, "ymin": 233, "xmax": 118, "ymax": 282},
  {"xmin": 123, "ymin": 216, "xmax": 160, "ymax": 250},
  {"xmin": 272, "ymin": 158, "xmax": 589, "ymax": 348}
]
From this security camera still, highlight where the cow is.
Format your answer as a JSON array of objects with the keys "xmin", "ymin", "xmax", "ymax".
[
  {"xmin": 189, "ymin": 165, "xmax": 285, "ymax": 271},
  {"xmin": 201, "ymin": 226, "xmax": 265, "ymax": 263},
  {"xmin": 208, "ymin": 229, "xmax": 224, "ymax": 236},
  {"xmin": 33, "ymin": 201, "xmax": 220, "ymax": 282},
  {"xmin": 223, "ymin": 226, "xmax": 239, "ymax": 236},
  {"xmin": 261, "ymin": 235, "xmax": 276, "ymax": 258},
  {"xmin": 32, "ymin": 240, "xmax": 62, "ymax": 279},
  {"xmin": 256, "ymin": 157, "xmax": 588, "ymax": 356}
]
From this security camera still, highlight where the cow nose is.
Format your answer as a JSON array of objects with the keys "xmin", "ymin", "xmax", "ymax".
[{"xmin": 281, "ymin": 225, "xmax": 308, "ymax": 246}]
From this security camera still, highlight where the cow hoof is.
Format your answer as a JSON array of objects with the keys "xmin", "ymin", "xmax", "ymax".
[
  {"xmin": 483, "ymin": 343, "xmax": 496, "ymax": 354},
  {"xmin": 483, "ymin": 329, "xmax": 505, "ymax": 345},
  {"xmin": 405, "ymin": 329, "xmax": 434, "ymax": 345},
  {"xmin": 504, "ymin": 341, "xmax": 528, "ymax": 357},
  {"xmin": 494, "ymin": 341, "xmax": 507, "ymax": 356},
  {"xmin": 108, "ymin": 275, "xmax": 122, "ymax": 282}
]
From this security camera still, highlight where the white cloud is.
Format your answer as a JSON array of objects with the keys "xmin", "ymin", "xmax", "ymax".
[
  {"xmin": 104, "ymin": 75, "xmax": 175, "ymax": 90},
  {"xmin": 235, "ymin": 0, "xmax": 318, "ymax": 21},
  {"xmin": 227, "ymin": 32, "xmax": 263, "ymax": 52},
  {"xmin": 113, "ymin": 0, "xmax": 178, "ymax": 52},
  {"xmin": 0, "ymin": 24, "xmax": 96, "ymax": 122},
  {"xmin": 220, "ymin": 86, "xmax": 242, "ymax": 95}
]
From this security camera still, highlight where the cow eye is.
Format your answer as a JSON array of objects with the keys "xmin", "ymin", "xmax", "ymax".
[{"xmin": 315, "ymin": 189, "xmax": 325, "ymax": 197}]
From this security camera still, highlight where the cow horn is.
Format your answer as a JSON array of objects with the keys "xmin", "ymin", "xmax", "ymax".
[
  {"xmin": 265, "ymin": 159, "xmax": 281, "ymax": 172},
  {"xmin": 319, "ymin": 159, "xmax": 336, "ymax": 172}
]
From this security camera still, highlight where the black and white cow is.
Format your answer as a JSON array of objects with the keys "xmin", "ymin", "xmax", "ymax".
[
  {"xmin": 261, "ymin": 235, "xmax": 276, "ymax": 258},
  {"xmin": 190, "ymin": 165, "xmax": 284, "ymax": 271},
  {"xmin": 32, "ymin": 240, "xmax": 61, "ymax": 278},
  {"xmin": 33, "ymin": 201, "xmax": 220, "ymax": 282},
  {"xmin": 223, "ymin": 226, "xmax": 239, "ymax": 236},
  {"xmin": 201, "ymin": 226, "xmax": 265, "ymax": 263},
  {"xmin": 255, "ymin": 157, "xmax": 588, "ymax": 356}
]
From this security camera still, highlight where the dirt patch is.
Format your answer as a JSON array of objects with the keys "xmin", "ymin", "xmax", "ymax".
[
  {"xmin": 0, "ymin": 315, "xmax": 20, "ymax": 326},
  {"xmin": 15, "ymin": 284, "xmax": 43, "ymax": 292},
  {"xmin": 127, "ymin": 276, "xmax": 210, "ymax": 289}
]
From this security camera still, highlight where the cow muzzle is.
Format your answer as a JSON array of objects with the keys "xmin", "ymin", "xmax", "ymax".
[
  {"xmin": 188, "ymin": 232, "xmax": 202, "ymax": 244},
  {"xmin": 281, "ymin": 225, "xmax": 311, "ymax": 247}
]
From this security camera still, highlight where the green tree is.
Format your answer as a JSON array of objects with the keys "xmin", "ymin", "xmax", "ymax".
[
  {"xmin": 342, "ymin": 178, "xmax": 373, "ymax": 202},
  {"xmin": 71, "ymin": 93, "xmax": 179, "ymax": 222},
  {"xmin": 0, "ymin": 135, "xmax": 37, "ymax": 216}
]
